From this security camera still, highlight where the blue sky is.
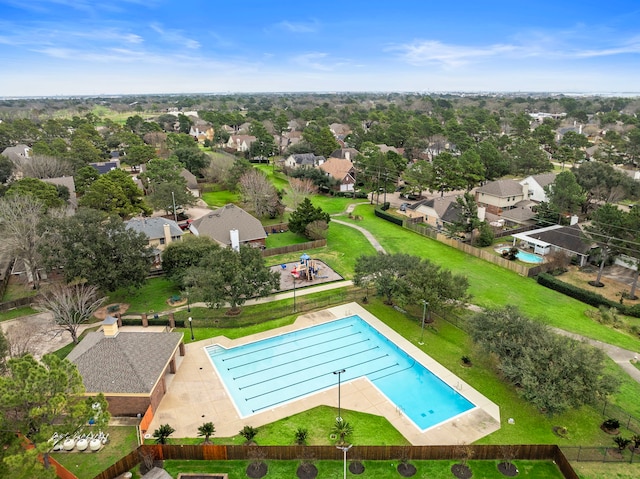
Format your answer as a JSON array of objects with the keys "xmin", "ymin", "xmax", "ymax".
[{"xmin": 1, "ymin": 0, "xmax": 639, "ymax": 96}]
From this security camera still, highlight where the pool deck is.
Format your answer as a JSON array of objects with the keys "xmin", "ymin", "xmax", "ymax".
[{"xmin": 146, "ymin": 302, "xmax": 500, "ymax": 445}]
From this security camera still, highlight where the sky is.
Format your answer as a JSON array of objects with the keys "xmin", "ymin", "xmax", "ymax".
[{"xmin": 1, "ymin": 0, "xmax": 639, "ymax": 97}]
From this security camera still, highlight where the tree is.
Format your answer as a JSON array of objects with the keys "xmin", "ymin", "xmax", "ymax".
[
  {"xmin": 428, "ymin": 152, "xmax": 465, "ymax": 196},
  {"xmin": 153, "ymin": 424, "xmax": 175, "ymax": 445},
  {"xmin": 36, "ymin": 283, "xmax": 106, "ymax": 344},
  {"xmin": 475, "ymin": 221, "xmax": 495, "ymax": 247},
  {"xmin": 0, "ymin": 195, "xmax": 53, "ymax": 289},
  {"xmin": 353, "ymin": 253, "xmax": 416, "ymax": 305},
  {"xmin": 0, "ymin": 328, "xmax": 8, "ymax": 374},
  {"xmin": 287, "ymin": 177, "xmax": 318, "ymax": 209},
  {"xmin": 544, "ymin": 170, "xmax": 586, "ymax": 218},
  {"xmin": 402, "ymin": 160, "xmax": 431, "ymax": 198},
  {"xmin": 123, "ymin": 143, "xmax": 157, "ymax": 165},
  {"xmin": 444, "ymin": 192, "xmax": 481, "ymax": 242},
  {"xmin": 583, "ymin": 203, "xmax": 626, "ymax": 287},
  {"xmin": 469, "ymin": 306, "xmax": 618, "ymax": 415},
  {"xmin": 0, "ymin": 354, "xmax": 110, "ymax": 472},
  {"xmin": 331, "ymin": 419, "xmax": 354, "ymax": 445},
  {"xmin": 74, "ymin": 165, "xmax": 100, "ymax": 195},
  {"xmin": 139, "ymin": 157, "xmax": 185, "ymax": 191},
  {"xmin": 79, "ymin": 169, "xmax": 150, "ymax": 217},
  {"xmin": 41, "ymin": 209, "xmax": 152, "ymax": 292},
  {"xmin": 147, "ymin": 181, "xmax": 197, "ymax": 215},
  {"xmin": 288, "ymin": 197, "xmax": 330, "ymax": 239},
  {"xmin": 573, "ymin": 162, "xmax": 638, "ymax": 214},
  {"xmin": 185, "ymin": 244, "xmax": 280, "ymax": 314},
  {"xmin": 623, "ymin": 206, "xmax": 640, "ymax": 299},
  {"xmin": 509, "ymin": 138, "xmax": 553, "ymax": 175},
  {"xmin": 226, "ymin": 158, "xmax": 253, "ymax": 191},
  {"xmin": 12, "ymin": 154, "xmax": 72, "ymax": 180},
  {"xmin": 302, "ymin": 125, "xmax": 339, "ymax": 157},
  {"xmin": 249, "ymin": 121, "xmax": 277, "ymax": 158},
  {"xmin": 161, "ymin": 236, "xmax": 219, "ymax": 287},
  {"xmin": 239, "ymin": 425, "xmax": 258, "ymax": 444},
  {"xmin": 6, "ymin": 177, "xmax": 65, "ymax": 211},
  {"xmin": 171, "ymin": 147, "xmax": 208, "ymax": 176},
  {"xmin": 0, "ymin": 154, "xmax": 14, "ymax": 184},
  {"xmin": 458, "ymin": 149, "xmax": 485, "ymax": 191},
  {"xmin": 239, "ymin": 169, "xmax": 282, "ymax": 218},
  {"xmin": 197, "ymin": 422, "xmax": 216, "ymax": 444}
]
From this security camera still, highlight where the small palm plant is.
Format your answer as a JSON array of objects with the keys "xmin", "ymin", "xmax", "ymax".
[
  {"xmin": 197, "ymin": 422, "xmax": 216, "ymax": 444},
  {"xmin": 613, "ymin": 436, "xmax": 631, "ymax": 452},
  {"xmin": 153, "ymin": 424, "xmax": 175, "ymax": 445},
  {"xmin": 294, "ymin": 427, "xmax": 309, "ymax": 445},
  {"xmin": 331, "ymin": 419, "xmax": 354, "ymax": 445},
  {"xmin": 240, "ymin": 425, "xmax": 258, "ymax": 445}
]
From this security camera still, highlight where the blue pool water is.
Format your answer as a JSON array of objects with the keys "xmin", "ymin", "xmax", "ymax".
[
  {"xmin": 496, "ymin": 247, "xmax": 544, "ymax": 264},
  {"xmin": 206, "ymin": 315, "xmax": 475, "ymax": 431}
]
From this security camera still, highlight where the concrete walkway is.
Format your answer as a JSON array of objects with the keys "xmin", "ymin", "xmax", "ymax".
[{"xmin": 331, "ymin": 218, "xmax": 386, "ymax": 253}]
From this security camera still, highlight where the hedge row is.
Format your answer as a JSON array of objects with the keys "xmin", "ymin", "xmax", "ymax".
[
  {"xmin": 120, "ymin": 318, "xmax": 186, "ymax": 328},
  {"xmin": 374, "ymin": 207, "xmax": 404, "ymax": 226},
  {"xmin": 537, "ymin": 273, "xmax": 640, "ymax": 318}
]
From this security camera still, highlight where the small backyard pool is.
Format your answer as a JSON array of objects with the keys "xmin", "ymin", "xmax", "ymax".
[{"xmin": 495, "ymin": 246, "xmax": 544, "ymax": 264}]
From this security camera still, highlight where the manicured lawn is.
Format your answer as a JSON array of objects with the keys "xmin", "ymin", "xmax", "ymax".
[
  {"xmin": 254, "ymin": 163, "xmax": 290, "ymax": 190},
  {"xmin": 345, "ymin": 204, "xmax": 640, "ymax": 353},
  {"xmin": 162, "ymin": 459, "xmax": 565, "ymax": 478},
  {"xmin": 201, "ymin": 187, "xmax": 240, "ymax": 208},
  {"xmin": 265, "ymin": 230, "xmax": 308, "ymax": 248},
  {"xmin": 0, "ymin": 306, "xmax": 38, "ymax": 321},
  {"xmin": 52, "ymin": 426, "xmax": 139, "ymax": 479},
  {"xmin": 1, "ymin": 281, "xmax": 38, "ymax": 302},
  {"xmin": 310, "ymin": 194, "xmax": 361, "ymax": 215},
  {"xmin": 573, "ymin": 462, "xmax": 640, "ymax": 479},
  {"xmin": 107, "ymin": 277, "xmax": 180, "ymax": 314}
]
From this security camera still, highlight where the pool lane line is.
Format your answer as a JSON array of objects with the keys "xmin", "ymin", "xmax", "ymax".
[
  {"xmin": 225, "ymin": 332, "xmax": 365, "ymax": 371},
  {"xmin": 235, "ymin": 344, "xmax": 382, "ymax": 383},
  {"xmin": 243, "ymin": 355, "xmax": 399, "ymax": 399},
  {"xmin": 249, "ymin": 362, "xmax": 401, "ymax": 413},
  {"xmin": 220, "ymin": 323, "xmax": 356, "ymax": 362}
]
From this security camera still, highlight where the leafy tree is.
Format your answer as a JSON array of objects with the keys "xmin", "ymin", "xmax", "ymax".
[
  {"xmin": 74, "ymin": 165, "xmax": 100, "ymax": 195},
  {"xmin": 458, "ymin": 149, "xmax": 485, "ymax": 190},
  {"xmin": 509, "ymin": 138, "xmax": 553, "ymax": 176},
  {"xmin": 573, "ymin": 162, "xmax": 639, "ymax": 214},
  {"xmin": 161, "ymin": 236, "xmax": 219, "ymax": 287},
  {"xmin": 331, "ymin": 419, "xmax": 354, "ymax": 445},
  {"xmin": 0, "ymin": 154, "xmax": 14, "ymax": 183},
  {"xmin": 177, "ymin": 113, "xmax": 193, "ymax": 134},
  {"xmin": 153, "ymin": 424, "xmax": 175, "ymax": 445},
  {"xmin": 294, "ymin": 427, "xmax": 309, "ymax": 445},
  {"xmin": 584, "ymin": 203, "xmax": 627, "ymax": 287},
  {"xmin": 249, "ymin": 121, "xmax": 277, "ymax": 158},
  {"xmin": 469, "ymin": 306, "xmax": 618, "ymax": 415},
  {"xmin": 289, "ymin": 166, "xmax": 337, "ymax": 191},
  {"xmin": 197, "ymin": 422, "xmax": 216, "ymax": 444},
  {"xmin": 185, "ymin": 244, "xmax": 280, "ymax": 314},
  {"xmin": 510, "ymin": 112, "xmax": 532, "ymax": 138},
  {"xmin": 476, "ymin": 141, "xmax": 510, "ymax": 181},
  {"xmin": 139, "ymin": 157, "xmax": 186, "ymax": 192},
  {"xmin": 0, "ymin": 328, "xmax": 8, "ymax": 374},
  {"xmin": 623, "ymin": 206, "xmax": 640, "ymax": 299},
  {"xmin": 171, "ymin": 147, "xmax": 208, "ymax": 176},
  {"xmin": 428, "ymin": 152, "xmax": 465, "ymax": 196},
  {"xmin": 36, "ymin": 283, "xmax": 106, "ymax": 344},
  {"xmin": 288, "ymin": 197, "xmax": 330, "ymax": 239},
  {"xmin": 475, "ymin": 221, "xmax": 495, "ymax": 247},
  {"xmin": 124, "ymin": 143, "xmax": 157, "ymax": 165},
  {"xmin": 544, "ymin": 170, "xmax": 585, "ymax": 217},
  {"xmin": 79, "ymin": 169, "xmax": 149, "ymax": 217},
  {"xmin": 68, "ymin": 137, "xmax": 103, "ymax": 165},
  {"xmin": 5, "ymin": 177, "xmax": 65, "ymax": 210},
  {"xmin": 147, "ymin": 181, "xmax": 196, "ymax": 215},
  {"xmin": 353, "ymin": 253, "xmax": 416, "ymax": 305},
  {"xmin": 444, "ymin": 192, "xmax": 481, "ymax": 241},
  {"xmin": 226, "ymin": 158, "xmax": 253, "ymax": 191},
  {"xmin": 302, "ymin": 125, "xmax": 340, "ymax": 157},
  {"xmin": 41, "ymin": 209, "xmax": 152, "ymax": 292},
  {"xmin": 0, "ymin": 354, "xmax": 109, "ymax": 472},
  {"xmin": 239, "ymin": 425, "xmax": 258, "ymax": 444},
  {"xmin": 402, "ymin": 160, "xmax": 431, "ymax": 197}
]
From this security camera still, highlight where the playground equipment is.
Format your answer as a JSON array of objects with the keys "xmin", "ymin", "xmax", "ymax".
[{"xmin": 291, "ymin": 253, "xmax": 321, "ymax": 281}]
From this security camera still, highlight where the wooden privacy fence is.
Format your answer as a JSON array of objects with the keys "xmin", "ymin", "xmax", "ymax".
[
  {"xmin": 262, "ymin": 239, "xmax": 326, "ymax": 257},
  {"xmin": 90, "ymin": 444, "xmax": 578, "ymax": 479}
]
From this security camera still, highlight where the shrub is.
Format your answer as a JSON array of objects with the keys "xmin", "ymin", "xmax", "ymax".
[
  {"xmin": 602, "ymin": 418, "xmax": 620, "ymax": 431},
  {"xmin": 240, "ymin": 425, "xmax": 258, "ymax": 444},
  {"xmin": 613, "ymin": 436, "xmax": 631, "ymax": 452},
  {"xmin": 294, "ymin": 427, "xmax": 308, "ymax": 445}
]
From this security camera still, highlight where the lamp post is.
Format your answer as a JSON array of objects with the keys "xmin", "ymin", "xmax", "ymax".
[
  {"xmin": 188, "ymin": 316, "xmax": 194, "ymax": 341},
  {"xmin": 186, "ymin": 290, "xmax": 190, "ymax": 313},
  {"xmin": 419, "ymin": 300, "xmax": 428, "ymax": 345},
  {"xmin": 336, "ymin": 444, "xmax": 353, "ymax": 479},
  {"xmin": 333, "ymin": 369, "xmax": 346, "ymax": 422}
]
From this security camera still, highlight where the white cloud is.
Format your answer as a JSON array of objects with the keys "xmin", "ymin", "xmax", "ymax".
[
  {"xmin": 149, "ymin": 23, "xmax": 200, "ymax": 49},
  {"xmin": 292, "ymin": 52, "xmax": 350, "ymax": 71},
  {"xmin": 390, "ymin": 40, "xmax": 519, "ymax": 67},
  {"xmin": 276, "ymin": 20, "xmax": 319, "ymax": 34}
]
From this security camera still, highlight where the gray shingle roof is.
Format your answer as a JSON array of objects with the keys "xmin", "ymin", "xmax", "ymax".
[
  {"xmin": 528, "ymin": 224, "xmax": 592, "ymax": 254},
  {"xmin": 476, "ymin": 180, "xmax": 524, "ymax": 198},
  {"xmin": 66, "ymin": 331, "xmax": 183, "ymax": 394},
  {"xmin": 191, "ymin": 203, "xmax": 266, "ymax": 245},
  {"xmin": 125, "ymin": 217, "xmax": 183, "ymax": 241}
]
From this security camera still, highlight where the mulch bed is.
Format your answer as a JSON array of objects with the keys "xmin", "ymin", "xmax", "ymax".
[
  {"xmin": 246, "ymin": 461, "xmax": 268, "ymax": 478},
  {"xmin": 497, "ymin": 462, "xmax": 519, "ymax": 477},
  {"xmin": 296, "ymin": 463, "xmax": 318, "ymax": 479},
  {"xmin": 397, "ymin": 462, "xmax": 417, "ymax": 477},
  {"xmin": 451, "ymin": 463, "xmax": 473, "ymax": 479},
  {"xmin": 349, "ymin": 461, "xmax": 365, "ymax": 475}
]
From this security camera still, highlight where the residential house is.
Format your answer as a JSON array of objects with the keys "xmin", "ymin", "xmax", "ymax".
[
  {"xmin": 226, "ymin": 135, "xmax": 256, "ymax": 152},
  {"xmin": 1, "ymin": 144, "xmax": 31, "ymax": 164},
  {"xmin": 475, "ymin": 179, "xmax": 528, "ymax": 215},
  {"xmin": 189, "ymin": 121, "xmax": 214, "ymax": 144},
  {"xmin": 67, "ymin": 317, "xmax": 185, "ymax": 416},
  {"xmin": 283, "ymin": 153, "xmax": 326, "ymax": 169},
  {"xmin": 319, "ymin": 158, "xmax": 355, "ymax": 192},
  {"xmin": 519, "ymin": 172, "xmax": 556, "ymax": 203},
  {"xmin": 180, "ymin": 168, "xmax": 200, "ymax": 197},
  {"xmin": 42, "ymin": 176, "xmax": 78, "ymax": 214},
  {"xmin": 125, "ymin": 217, "xmax": 183, "ymax": 266},
  {"xmin": 511, "ymin": 223, "xmax": 592, "ymax": 266},
  {"xmin": 90, "ymin": 159, "xmax": 120, "ymax": 174},
  {"xmin": 403, "ymin": 195, "xmax": 463, "ymax": 230},
  {"xmin": 189, "ymin": 203, "xmax": 266, "ymax": 249},
  {"xmin": 329, "ymin": 123, "xmax": 352, "ymax": 140},
  {"xmin": 329, "ymin": 148, "xmax": 360, "ymax": 161},
  {"xmin": 377, "ymin": 144, "xmax": 405, "ymax": 156}
]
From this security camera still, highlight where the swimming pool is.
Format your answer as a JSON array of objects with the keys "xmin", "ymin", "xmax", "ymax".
[
  {"xmin": 206, "ymin": 315, "xmax": 475, "ymax": 431},
  {"xmin": 496, "ymin": 246, "xmax": 544, "ymax": 264}
]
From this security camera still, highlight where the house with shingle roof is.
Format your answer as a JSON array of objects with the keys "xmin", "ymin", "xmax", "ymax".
[
  {"xmin": 319, "ymin": 158, "xmax": 355, "ymax": 192},
  {"xmin": 475, "ymin": 179, "xmax": 528, "ymax": 215},
  {"xmin": 404, "ymin": 195, "xmax": 463, "ymax": 229},
  {"xmin": 90, "ymin": 159, "xmax": 120, "ymax": 174},
  {"xmin": 42, "ymin": 176, "xmax": 78, "ymax": 214},
  {"xmin": 189, "ymin": 203, "xmax": 266, "ymax": 249},
  {"xmin": 511, "ymin": 223, "xmax": 593, "ymax": 266},
  {"xmin": 66, "ymin": 317, "xmax": 185, "ymax": 416},
  {"xmin": 520, "ymin": 172, "xmax": 557, "ymax": 203},
  {"xmin": 283, "ymin": 153, "xmax": 326, "ymax": 169},
  {"xmin": 180, "ymin": 168, "xmax": 200, "ymax": 197},
  {"xmin": 1, "ymin": 144, "xmax": 31, "ymax": 164},
  {"xmin": 329, "ymin": 148, "xmax": 360, "ymax": 161},
  {"xmin": 226, "ymin": 135, "xmax": 256, "ymax": 152},
  {"xmin": 125, "ymin": 217, "xmax": 183, "ymax": 266}
]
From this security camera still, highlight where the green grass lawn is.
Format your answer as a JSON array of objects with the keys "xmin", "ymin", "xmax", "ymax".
[
  {"xmin": 107, "ymin": 277, "xmax": 180, "ymax": 314},
  {"xmin": 201, "ymin": 187, "xmax": 240, "ymax": 208},
  {"xmin": 265, "ymin": 230, "xmax": 309, "ymax": 248},
  {"xmin": 0, "ymin": 306, "xmax": 38, "ymax": 321},
  {"xmin": 51, "ymin": 426, "xmax": 139, "ymax": 479},
  {"xmin": 162, "ymin": 458, "xmax": 565, "ymax": 479}
]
